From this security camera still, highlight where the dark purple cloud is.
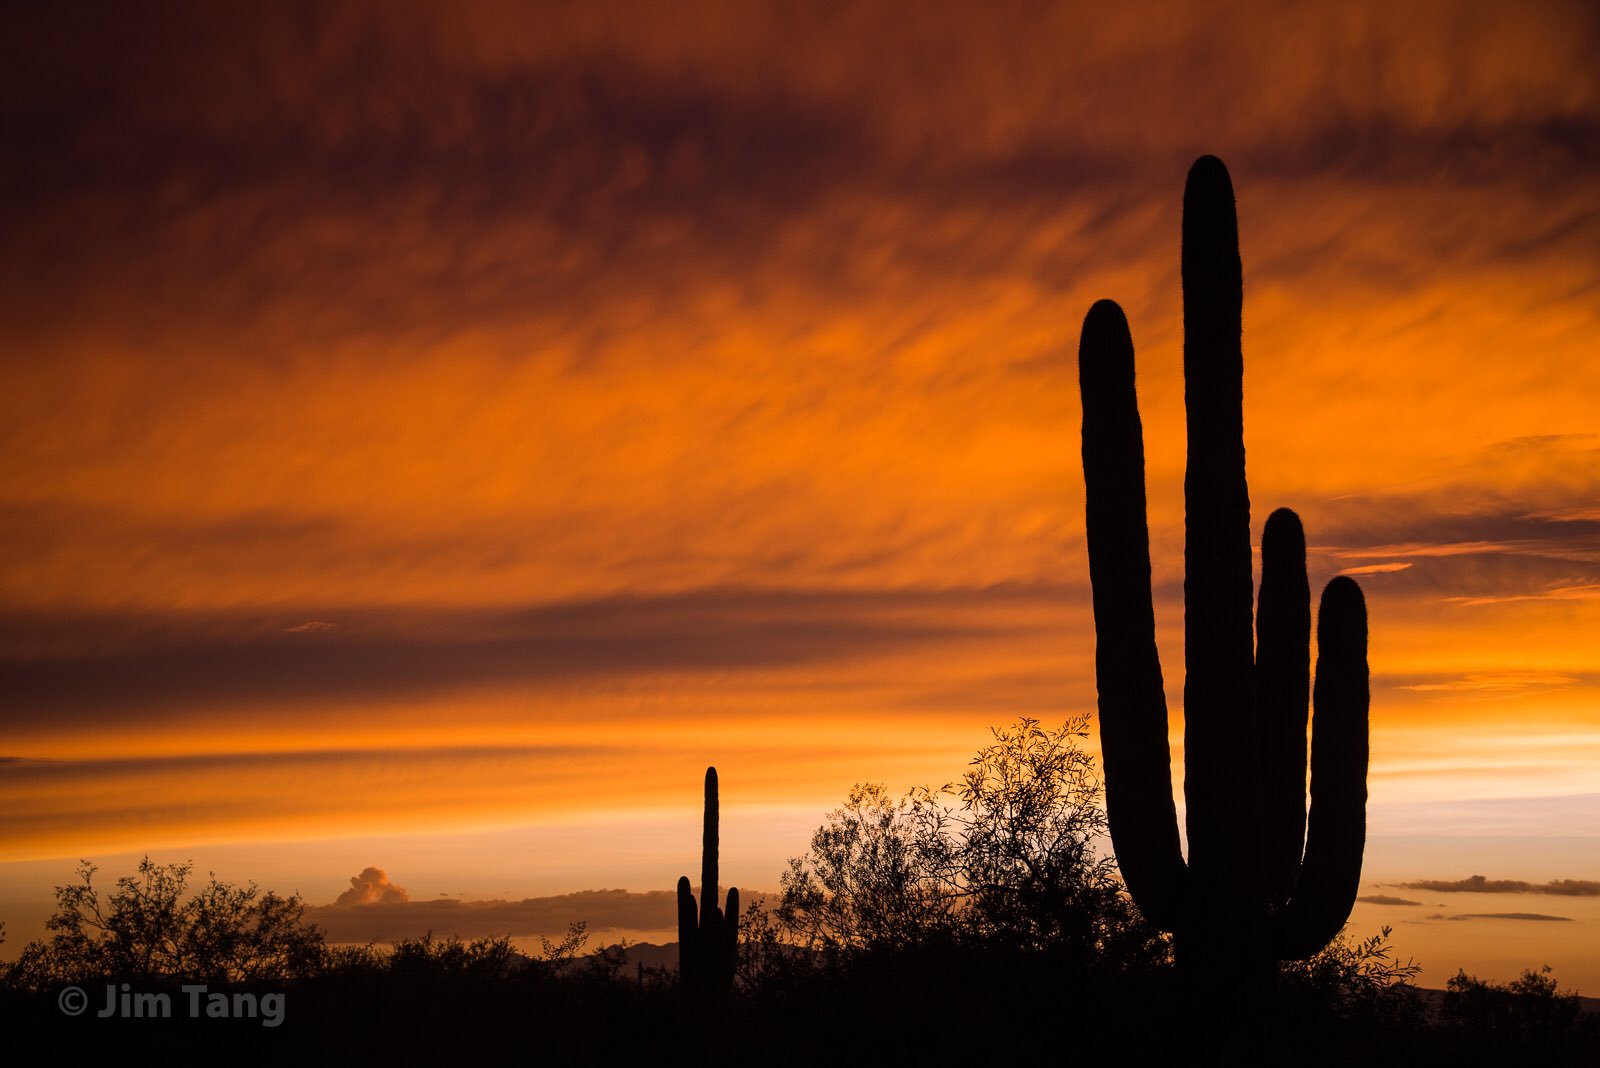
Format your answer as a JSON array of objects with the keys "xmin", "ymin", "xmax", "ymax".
[
  {"xmin": 3, "ymin": 2, "xmax": 1595, "ymax": 353},
  {"xmin": 0, "ymin": 585, "xmax": 1071, "ymax": 727}
]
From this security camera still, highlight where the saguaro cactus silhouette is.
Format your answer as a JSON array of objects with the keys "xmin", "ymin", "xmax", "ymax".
[
  {"xmin": 1076, "ymin": 155, "xmax": 1369, "ymax": 979},
  {"xmin": 677, "ymin": 766, "xmax": 740, "ymax": 993}
]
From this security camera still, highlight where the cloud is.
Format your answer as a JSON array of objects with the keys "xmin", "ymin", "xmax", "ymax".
[
  {"xmin": 1356, "ymin": 895, "xmax": 1423, "ymax": 906},
  {"xmin": 1398, "ymin": 673, "xmax": 1577, "ymax": 698},
  {"xmin": 305, "ymin": 887, "xmax": 695, "ymax": 943},
  {"xmin": 1, "ymin": 1, "xmax": 1598, "ymax": 874},
  {"xmin": 0, "ymin": 585, "xmax": 1061, "ymax": 727},
  {"xmin": 1305, "ymin": 442, "xmax": 1600, "ymax": 574},
  {"xmin": 4, "ymin": 1, "xmax": 1596, "ymax": 352},
  {"xmin": 335, "ymin": 866, "xmax": 410, "ymax": 906},
  {"xmin": 1396, "ymin": 875, "xmax": 1600, "ymax": 896},
  {"xmin": 3, "ymin": 5, "xmax": 1596, "ymax": 628},
  {"xmin": 1332, "ymin": 542, "xmax": 1524, "ymax": 560},
  {"xmin": 1294, "ymin": 487, "xmax": 1600, "ymax": 620},
  {"xmin": 285, "ymin": 621, "xmax": 335, "ymax": 634},
  {"xmin": 1337, "ymin": 562, "xmax": 1412, "ymax": 577},
  {"xmin": 1438, "ymin": 913, "xmax": 1574, "ymax": 922},
  {"xmin": 1316, "ymin": 508, "xmax": 1600, "ymax": 571},
  {"xmin": 1445, "ymin": 584, "xmax": 1600, "ymax": 608}
]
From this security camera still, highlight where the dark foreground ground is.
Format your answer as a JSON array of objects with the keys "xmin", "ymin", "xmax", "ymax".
[{"xmin": 5, "ymin": 940, "xmax": 1596, "ymax": 1064}]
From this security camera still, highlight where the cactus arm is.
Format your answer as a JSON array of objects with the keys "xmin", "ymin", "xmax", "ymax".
[
  {"xmin": 1271, "ymin": 575, "xmax": 1369, "ymax": 959},
  {"xmin": 701, "ymin": 766, "xmax": 719, "ymax": 931},
  {"xmin": 676, "ymin": 875, "xmax": 698, "ymax": 986},
  {"xmin": 1180, "ymin": 155, "xmax": 1262, "ymax": 892},
  {"xmin": 723, "ymin": 886, "xmax": 740, "ymax": 991},
  {"xmin": 1077, "ymin": 298, "xmax": 1187, "ymax": 931},
  {"xmin": 1256, "ymin": 507, "xmax": 1312, "ymax": 908}
]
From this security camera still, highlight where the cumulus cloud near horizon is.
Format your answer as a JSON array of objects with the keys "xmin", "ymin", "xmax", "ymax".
[{"xmin": 335, "ymin": 866, "xmax": 411, "ymax": 906}]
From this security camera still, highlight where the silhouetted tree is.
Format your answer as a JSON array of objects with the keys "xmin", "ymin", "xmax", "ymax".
[
  {"xmin": 1439, "ymin": 966, "xmax": 1600, "ymax": 1058},
  {"xmin": 776, "ymin": 717, "xmax": 1163, "ymax": 972},
  {"xmin": 1076, "ymin": 155, "xmax": 1369, "ymax": 989},
  {"xmin": 776, "ymin": 781, "xmax": 953, "ymax": 954},
  {"xmin": 4, "ymin": 857, "xmax": 325, "ymax": 989}
]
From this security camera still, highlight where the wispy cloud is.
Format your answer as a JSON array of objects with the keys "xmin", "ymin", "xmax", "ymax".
[
  {"xmin": 1337, "ymin": 562, "xmax": 1413, "ymax": 576},
  {"xmin": 1333, "ymin": 541, "xmax": 1525, "ymax": 560},
  {"xmin": 1446, "ymin": 583, "xmax": 1600, "ymax": 608},
  {"xmin": 1396, "ymin": 876, "xmax": 1600, "ymax": 896},
  {"xmin": 1399, "ymin": 673, "xmax": 1577, "ymax": 698},
  {"xmin": 1437, "ymin": 913, "xmax": 1574, "ymax": 922}
]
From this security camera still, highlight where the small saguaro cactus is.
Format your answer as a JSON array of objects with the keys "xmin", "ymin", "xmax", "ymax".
[
  {"xmin": 677, "ymin": 766, "xmax": 740, "ymax": 994},
  {"xmin": 1076, "ymin": 155, "xmax": 1370, "ymax": 983}
]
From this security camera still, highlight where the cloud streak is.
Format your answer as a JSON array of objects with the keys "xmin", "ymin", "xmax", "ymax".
[
  {"xmin": 1397, "ymin": 876, "xmax": 1600, "ymax": 896},
  {"xmin": 307, "ymin": 887, "xmax": 687, "ymax": 943},
  {"xmin": 1438, "ymin": 913, "xmax": 1574, "ymax": 922},
  {"xmin": 0, "ymin": 585, "xmax": 1063, "ymax": 727}
]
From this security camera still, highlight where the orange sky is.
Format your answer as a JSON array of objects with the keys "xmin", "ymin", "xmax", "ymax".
[{"xmin": 2, "ymin": 1, "xmax": 1598, "ymax": 991}]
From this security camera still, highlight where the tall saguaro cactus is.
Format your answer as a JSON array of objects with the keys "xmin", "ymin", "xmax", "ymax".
[
  {"xmin": 677, "ymin": 766, "xmax": 740, "ymax": 994},
  {"xmin": 1076, "ymin": 156, "xmax": 1369, "ymax": 978}
]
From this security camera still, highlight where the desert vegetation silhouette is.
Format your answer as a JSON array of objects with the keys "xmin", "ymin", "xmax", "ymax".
[
  {"xmin": 1077, "ymin": 155, "xmax": 1369, "ymax": 990},
  {"xmin": 770, "ymin": 716, "xmax": 1161, "ymax": 972}
]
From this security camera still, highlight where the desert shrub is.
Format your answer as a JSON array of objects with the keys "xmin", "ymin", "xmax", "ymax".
[
  {"xmin": 4, "ymin": 857, "xmax": 325, "ymax": 990},
  {"xmin": 1438, "ymin": 965, "xmax": 1600, "ymax": 1058},
  {"xmin": 773, "ymin": 716, "xmax": 1167, "ymax": 980}
]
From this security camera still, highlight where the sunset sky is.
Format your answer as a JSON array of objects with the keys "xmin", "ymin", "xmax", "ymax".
[{"xmin": 3, "ymin": 1, "xmax": 1597, "ymax": 991}]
